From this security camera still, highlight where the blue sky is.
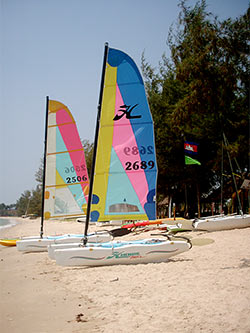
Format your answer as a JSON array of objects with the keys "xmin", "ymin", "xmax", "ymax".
[{"xmin": 1, "ymin": 0, "xmax": 249, "ymax": 204}]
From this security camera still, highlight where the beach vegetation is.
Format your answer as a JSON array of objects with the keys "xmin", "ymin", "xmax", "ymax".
[
  {"xmin": 142, "ymin": 0, "xmax": 249, "ymax": 217},
  {"xmin": 7, "ymin": 0, "xmax": 249, "ymax": 218},
  {"xmin": 0, "ymin": 203, "xmax": 17, "ymax": 216}
]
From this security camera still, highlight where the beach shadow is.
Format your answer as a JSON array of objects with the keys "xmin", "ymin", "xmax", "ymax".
[
  {"xmin": 221, "ymin": 258, "xmax": 250, "ymax": 270},
  {"xmin": 191, "ymin": 238, "xmax": 214, "ymax": 246},
  {"xmin": 63, "ymin": 258, "xmax": 194, "ymax": 270},
  {"xmin": 239, "ymin": 258, "xmax": 250, "ymax": 268},
  {"xmin": 168, "ymin": 258, "xmax": 193, "ymax": 263},
  {"xmin": 65, "ymin": 267, "xmax": 90, "ymax": 271}
]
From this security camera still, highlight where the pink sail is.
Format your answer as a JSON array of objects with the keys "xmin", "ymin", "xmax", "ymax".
[{"xmin": 44, "ymin": 100, "xmax": 89, "ymax": 219}]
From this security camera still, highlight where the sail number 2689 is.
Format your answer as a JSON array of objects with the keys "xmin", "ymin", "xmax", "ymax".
[
  {"xmin": 125, "ymin": 160, "xmax": 155, "ymax": 171},
  {"xmin": 124, "ymin": 145, "xmax": 154, "ymax": 156}
]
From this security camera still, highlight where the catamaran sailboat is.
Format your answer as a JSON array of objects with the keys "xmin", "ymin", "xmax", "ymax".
[
  {"xmin": 194, "ymin": 134, "xmax": 250, "ymax": 231},
  {"xmin": 16, "ymin": 99, "xmax": 111, "ymax": 252},
  {"xmin": 53, "ymin": 44, "xmax": 191, "ymax": 266}
]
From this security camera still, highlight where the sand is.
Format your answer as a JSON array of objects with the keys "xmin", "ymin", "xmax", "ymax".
[{"xmin": 0, "ymin": 217, "xmax": 250, "ymax": 333}]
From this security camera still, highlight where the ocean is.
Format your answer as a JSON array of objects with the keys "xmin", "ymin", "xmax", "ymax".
[{"xmin": 0, "ymin": 218, "xmax": 18, "ymax": 230}]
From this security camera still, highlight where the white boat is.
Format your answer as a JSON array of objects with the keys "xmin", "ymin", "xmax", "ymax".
[
  {"xmin": 54, "ymin": 238, "xmax": 191, "ymax": 266},
  {"xmin": 95, "ymin": 220, "xmax": 124, "ymax": 226},
  {"xmin": 54, "ymin": 44, "xmax": 191, "ymax": 266},
  {"xmin": 17, "ymin": 99, "xmax": 111, "ymax": 252},
  {"xmin": 16, "ymin": 232, "xmax": 111, "ymax": 252},
  {"xmin": 194, "ymin": 134, "xmax": 250, "ymax": 232},
  {"xmin": 48, "ymin": 223, "xmax": 184, "ymax": 259},
  {"xmin": 193, "ymin": 214, "xmax": 250, "ymax": 231},
  {"xmin": 48, "ymin": 242, "xmax": 85, "ymax": 259}
]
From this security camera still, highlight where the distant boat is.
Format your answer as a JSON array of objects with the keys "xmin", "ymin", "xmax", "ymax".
[
  {"xmin": 194, "ymin": 134, "xmax": 250, "ymax": 231},
  {"xmin": 0, "ymin": 239, "xmax": 18, "ymax": 247},
  {"xmin": 54, "ymin": 44, "xmax": 191, "ymax": 267},
  {"xmin": 21, "ymin": 198, "xmax": 31, "ymax": 218},
  {"xmin": 16, "ymin": 99, "xmax": 111, "ymax": 252},
  {"xmin": 193, "ymin": 213, "xmax": 250, "ymax": 231}
]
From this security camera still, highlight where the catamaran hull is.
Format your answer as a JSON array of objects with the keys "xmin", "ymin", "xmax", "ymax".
[
  {"xmin": 0, "ymin": 239, "xmax": 18, "ymax": 247},
  {"xmin": 54, "ymin": 238, "xmax": 191, "ymax": 267},
  {"xmin": 16, "ymin": 233, "xmax": 112, "ymax": 252},
  {"xmin": 48, "ymin": 224, "xmax": 186, "ymax": 260},
  {"xmin": 96, "ymin": 220, "xmax": 124, "ymax": 226},
  {"xmin": 48, "ymin": 242, "xmax": 86, "ymax": 259},
  {"xmin": 193, "ymin": 214, "xmax": 250, "ymax": 231}
]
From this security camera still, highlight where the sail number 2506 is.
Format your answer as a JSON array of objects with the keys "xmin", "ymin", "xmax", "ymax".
[{"xmin": 66, "ymin": 175, "xmax": 88, "ymax": 184}]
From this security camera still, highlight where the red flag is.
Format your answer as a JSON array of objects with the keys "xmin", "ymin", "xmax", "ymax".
[{"xmin": 184, "ymin": 141, "xmax": 198, "ymax": 155}]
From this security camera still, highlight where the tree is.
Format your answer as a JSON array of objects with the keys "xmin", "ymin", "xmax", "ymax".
[
  {"xmin": 16, "ymin": 190, "xmax": 31, "ymax": 216},
  {"xmin": 28, "ymin": 186, "xmax": 43, "ymax": 216},
  {"xmin": 142, "ymin": 0, "xmax": 249, "ymax": 216},
  {"xmin": 82, "ymin": 139, "xmax": 94, "ymax": 175},
  {"xmin": 0, "ymin": 203, "xmax": 7, "ymax": 216},
  {"xmin": 35, "ymin": 158, "xmax": 43, "ymax": 184},
  {"xmin": 0, "ymin": 203, "xmax": 17, "ymax": 216}
]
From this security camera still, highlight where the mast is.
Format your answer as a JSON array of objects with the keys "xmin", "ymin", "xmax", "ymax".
[
  {"xmin": 40, "ymin": 96, "xmax": 49, "ymax": 238},
  {"xmin": 25, "ymin": 197, "xmax": 30, "ymax": 216},
  {"xmin": 220, "ymin": 140, "xmax": 224, "ymax": 214},
  {"xmin": 83, "ymin": 43, "xmax": 109, "ymax": 243},
  {"xmin": 223, "ymin": 132, "xmax": 243, "ymax": 216}
]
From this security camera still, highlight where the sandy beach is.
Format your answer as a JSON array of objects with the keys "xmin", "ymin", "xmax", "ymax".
[{"xmin": 0, "ymin": 217, "xmax": 250, "ymax": 333}]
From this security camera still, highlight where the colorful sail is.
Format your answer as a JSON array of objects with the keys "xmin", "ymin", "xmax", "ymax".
[
  {"xmin": 90, "ymin": 47, "xmax": 157, "ymax": 222},
  {"xmin": 44, "ymin": 100, "xmax": 89, "ymax": 219}
]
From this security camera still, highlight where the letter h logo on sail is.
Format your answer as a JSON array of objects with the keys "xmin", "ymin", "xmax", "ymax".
[{"xmin": 113, "ymin": 104, "xmax": 142, "ymax": 121}]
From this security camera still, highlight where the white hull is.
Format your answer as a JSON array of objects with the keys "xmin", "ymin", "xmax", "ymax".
[
  {"xmin": 76, "ymin": 216, "xmax": 86, "ymax": 223},
  {"xmin": 16, "ymin": 232, "xmax": 112, "ymax": 252},
  {"xmin": 95, "ymin": 220, "xmax": 124, "ymax": 227},
  {"xmin": 193, "ymin": 214, "xmax": 250, "ymax": 231},
  {"xmin": 47, "ymin": 224, "xmax": 182, "ymax": 260},
  {"xmin": 54, "ymin": 238, "xmax": 191, "ymax": 267},
  {"xmin": 48, "ymin": 242, "xmax": 85, "ymax": 259}
]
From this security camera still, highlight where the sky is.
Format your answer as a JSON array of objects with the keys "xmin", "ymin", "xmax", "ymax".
[{"xmin": 1, "ymin": 0, "xmax": 249, "ymax": 205}]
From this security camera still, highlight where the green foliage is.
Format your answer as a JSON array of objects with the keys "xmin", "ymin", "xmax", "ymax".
[
  {"xmin": 142, "ymin": 0, "xmax": 249, "ymax": 215},
  {"xmin": 5, "ymin": 1, "xmax": 249, "ymax": 218},
  {"xmin": 16, "ymin": 190, "xmax": 31, "ymax": 216},
  {"xmin": 35, "ymin": 158, "xmax": 44, "ymax": 184},
  {"xmin": 81, "ymin": 139, "xmax": 94, "ymax": 175},
  {"xmin": 0, "ymin": 203, "xmax": 17, "ymax": 216},
  {"xmin": 16, "ymin": 187, "xmax": 42, "ymax": 217},
  {"xmin": 28, "ymin": 185, "xmax": 43, "ymax": 216}
]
